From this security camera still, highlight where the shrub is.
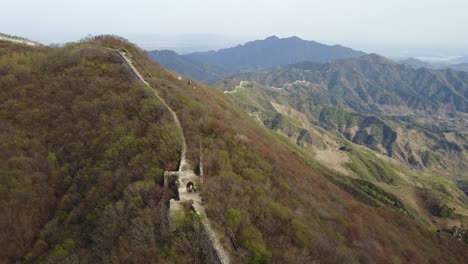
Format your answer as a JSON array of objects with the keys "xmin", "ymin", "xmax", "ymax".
[
  {"xmin": 225, "ymin": 208, "xmax": 241, "ymax": 230},
  {"xmin": 291, "ymin": 219, "xmax": 310, "ymax": 247},
  {"xmin": 267, "ymin": 201, "xmax": 290, "ymax": 221},
  {"xmin": 437, "ymin": 204, "xmax": 455, "ymax": 218},
  {"xmin": 240, "ymin": 226, "xmax": 272, "ymax": 264}
]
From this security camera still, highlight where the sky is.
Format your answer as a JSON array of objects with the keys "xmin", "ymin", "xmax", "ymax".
[{"xmin": 2, "ymin": 0, "xmax": 468, "ymax": 57}]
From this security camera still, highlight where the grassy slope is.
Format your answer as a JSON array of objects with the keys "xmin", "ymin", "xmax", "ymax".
[{"xmin": 1, "ymin": 36, "xmax": 467, "ymax": 263}]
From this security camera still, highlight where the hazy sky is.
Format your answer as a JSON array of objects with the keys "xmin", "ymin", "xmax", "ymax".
[{"xmin": 3, "ymin": 0, "xmax": 468, "ymax": 56}]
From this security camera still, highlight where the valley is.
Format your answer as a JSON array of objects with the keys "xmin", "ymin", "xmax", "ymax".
[{"xmin": 215, "ymin": 57, "xmax": 468, "ymax": 235}]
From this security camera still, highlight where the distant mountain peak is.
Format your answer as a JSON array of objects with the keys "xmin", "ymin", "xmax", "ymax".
[
  {"xmin": 367, "ymin": 53, "xmax": 387, "ymax": 59},
  {"xmin": 153, "ymin": 49, "xmax": 178, "ymax": 55},
  {"xmin": 264, "ymin": 36, "xmax": 306, "ymax": 42},
  {"xmin": 285, "ymin": 36, "xmax": 302, "ymax": 40},
  {"xmin": 183, "ymin": 36, "xmax": 366, "ymax": 72},
  {"xmin": 361, "ymin": 53, "xmax": 395, "ymax": 64},
  {"xmin": 149, "ymin": 36, "xmax": 367, "ymax": 83},
  {"xmin": 265, "ymin": 35, "xmax": 280, "ymax": 41}
]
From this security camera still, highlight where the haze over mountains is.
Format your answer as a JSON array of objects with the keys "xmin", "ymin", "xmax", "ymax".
[
  {"xmin": 149, "ymin": 36, "xmax": 468, "ymax": 86},
  {"xmin": 400, "ymin": 56, "xmax": 468, "ymax": 72},
  {"xmin": 148, "ymin": 36, "xmax": 366, "ymax": 83}
]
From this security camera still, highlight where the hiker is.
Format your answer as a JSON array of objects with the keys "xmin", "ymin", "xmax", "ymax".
[{"xmin": 193, "ymin": 184, "xmax": 198, "ymax": 193}]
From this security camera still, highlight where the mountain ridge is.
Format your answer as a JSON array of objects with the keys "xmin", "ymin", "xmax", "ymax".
[
  {"xmin": 148, "ymin": 36, "xmax": 366, "ymax": 83},
  {"xmin": 147, "ymin": 49, "xmax": 230, "ymax": 83},
  {"xmin": 185, "ymin": 35, "xmax": 366, "ymax": 70},
  {"xmin": 251, "ymin": 53, "xmax": 468, "ymax": 114}
]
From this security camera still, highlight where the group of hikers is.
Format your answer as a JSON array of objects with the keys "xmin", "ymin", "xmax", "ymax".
[
  {"xmin": 187, "ymin": 183, "xmax": 204, "ymax": 205},
  {"xmin": 174, "ymin": 180, "xmax": 199, "ymax": 193},
  {"xmin": 187, "ymin": 183, "xmax": 198, "ymax": 193}
]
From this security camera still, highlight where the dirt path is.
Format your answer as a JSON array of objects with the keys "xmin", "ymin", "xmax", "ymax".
[
  {"xmin": 116, "ymin": 50, "xmax": 188, "ymax": 171},
  {"xmin": 117, "ymin": 50, "xmax": 230, "ymax": 263}
]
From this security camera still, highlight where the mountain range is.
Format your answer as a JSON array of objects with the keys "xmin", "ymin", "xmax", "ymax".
[
  {"xmin": 217, "ymin": 53, "xmax": 467, "ymax": 168},
  {"xmin": 149, "ymin": 36, "xmax": 468, "ymax": 86},
  {"xmin": 236, "ymin": 53, "xmax": 468, "ymax": 115},
  {"xmin": 148, "ymin": 36, "xmax": 366, "ymax": 83}
]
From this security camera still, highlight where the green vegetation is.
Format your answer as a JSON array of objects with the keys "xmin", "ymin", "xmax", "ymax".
[
  {"xmin": 435, "ymin": 204, "xmax": 455, "ymax": 218},
  {"xmin": 421, "ymin": 151, "xmax": 439, "ymax": 167},
  {"xmin": 346, "ymin": 149, "xmax": 397, "ymax": 183},
  {"xmin": 351, "ymin": 179, "xmax": 408, "ymax": 213},
  {"xmin": 319, "ymin": 107, "xmax": 397, "ymax": 155},
  {"xmin": 225, "ymin": 208, "xmax": 242, "ymax": 230},
  {"xmin": 239, "ymin": 227, "xmax": 271, "ymax": 264},
  {"xmin": 170, "ymin": 207, "xmax": 208, "ymax": 263}
]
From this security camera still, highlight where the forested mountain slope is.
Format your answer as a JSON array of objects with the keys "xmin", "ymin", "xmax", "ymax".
[
  {"xmin": 1, "ymin": 36, "xmax": 468, "ymax": 264},
  {"xmin": 236, "ymin": 54, "xmax": 468, "ymax": 115},
  {"xmin": 217, "ymin": 53, "xmax": 468, "ymax": 251},
  {"xmin": 0, "ymin": 37, "xmax": 183, "ymax": 263}
]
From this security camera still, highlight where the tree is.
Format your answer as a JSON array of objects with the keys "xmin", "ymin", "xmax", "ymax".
[{"xmin": 239, "ymin": 226, "xmax": 271, "ymax": 264}]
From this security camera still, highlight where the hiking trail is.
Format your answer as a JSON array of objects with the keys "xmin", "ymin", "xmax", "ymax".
[{"xmin": 117, "ymin": 49, "xmax": 230, "ymax": 264}]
